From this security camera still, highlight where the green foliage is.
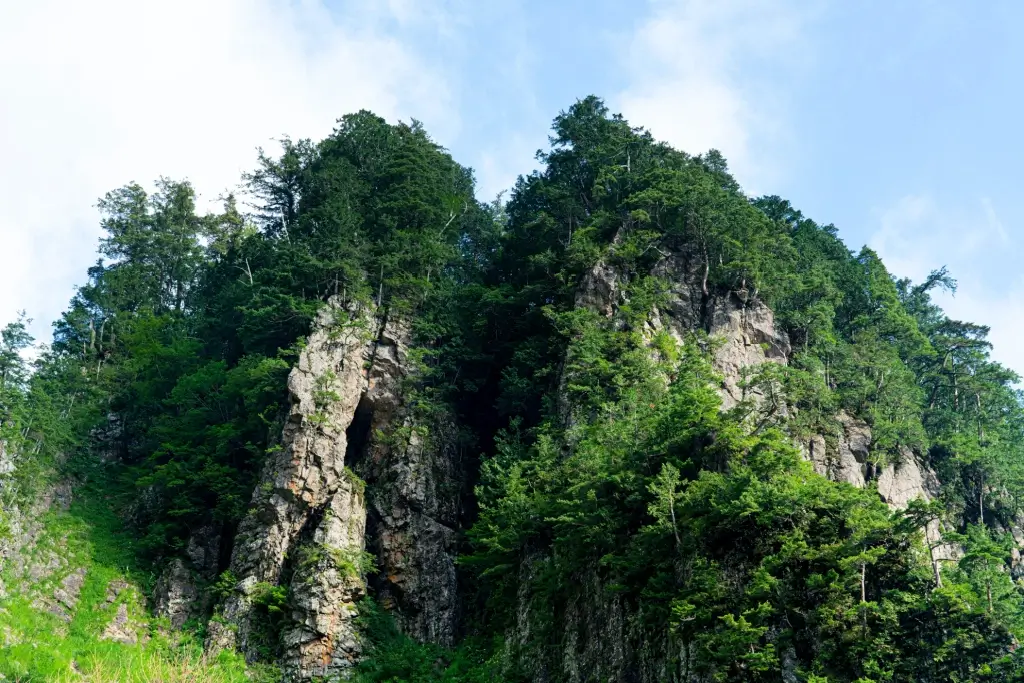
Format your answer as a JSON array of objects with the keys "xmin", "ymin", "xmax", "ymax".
[
  {"xmin": 465, "ymin": 99, "xmax": 1024, "ymax": 682},
  {"xmin": 8, "ymin": 94, "xmax": 1024, "ymax": 682},
  {"xmin": 353, "ymin": 599, "xmax": 508, "ymax": 683},
  {"xmin": 0, "ymin": 494, "xmax": 277, "ymax": 683}
]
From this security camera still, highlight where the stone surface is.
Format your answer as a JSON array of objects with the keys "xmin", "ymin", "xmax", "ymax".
[
  {"xmin": 705, "ymin": 292, "xmax": 791, "ymax": 410},
  {"xmin": 186, "ymin": 524, "xmax": 222, "ymax": 579},
  {"xmin": 806, "ymin": 411, "xmax": 871, "ymax": 488},
  {"xmin": 509, "ymin": 247, "xmax": 959, "ymax": 683},
  {"xmin": 39, "ymin": 567, "xmax": 87, "ymax": 623},
  {"xmin": 209, "ymin": 298, "xmax": 464, "ymax": 678},
  {"xmin": 154, "ymin": 558, "xmax": 200, "ymax": 629},
  {"xmin": 0, "ymin": 474, "xmax": 74, "ymax": 598},
  {"xmin": 101, "ymin": 580, "xmax": 145, "ymax": 645},
  {"xmin": 507, "ymin": 252, "xmax": 800, "ymax": 682},
  {"xmin": 280, "ymin": 477, "xmax": 367, "ymax": 680},
  {"xmin": 102, "ymin": 603, "xmax": 137, "ymax": 644},
  {"xmin": 802, "ymin": 411, "xmax": 941, "ymax": 512},
  {"xmin": 207, "ymin": 300, "xmax": 375, "ymax": 664},
  {"xmin": 876, "ymin": 447, "xmax": 941, "ymax": 509},
  {"xmin": 0, "ymin": 440, "xmax": 13, "ymax": 476},
  {"xmin": 646, "ymin": 253, "xmax": 791, "ymax": 411},
  {"xmin": 358, "ymin": 326, "xmax": 462, "ymax": 646}
]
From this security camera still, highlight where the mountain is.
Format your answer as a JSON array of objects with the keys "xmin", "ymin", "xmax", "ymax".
[{"xmin": 2, "ymin": 97, "xmax": 1024, "ymax": 682}]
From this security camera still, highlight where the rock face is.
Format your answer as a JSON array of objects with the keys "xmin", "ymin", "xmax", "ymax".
[
  {"xmin": 876, "ymin": 449, "xmax": 942, "ymax": 509},
  {"xmin": 281, "ymin": 474, "xmax": 367, "ymax": 679},
  {"xmin": 507, "ymin": 249, "xmax": 949, "ymax": 683},
  {"xmin": 46, "ymin": 567, "xmax": 87, "ymax": 622},
  {"xmin": 805, "ymin": 412, "xmax": 871, "ymax": 488},
  {"xmin": 705, "ymin": 292, "xmax": 791, "ymax": 409},
  {"xmin": 508, "ymin": 253, "xmax": 801, "ymax": 682},
  {"xmin": 154, "ymin": 559, "xmax": 200, "ymax": 629},
  {"xmin": 208, "ymin": 298, "xmax": 462, "ymax": 679},
  {"xmin": 101, "ymin": 580, "xmax": 146, "ymax": 645},
  {"xmin": 0, "ymin": 479, "xmax": 75, "ymax": 602},
  {"xmin": 648, "ymin": 254, "xmax": 791, "ymax": 410},
  {"xmin": 206, "ymin": 301, "xmax": 376, "ymax": 676},
  {"xmin": 153, "ymin": 524, "xmax": 221, "ymax": 629},
  {"xmin": 358, "ymin": 380, "xmax": 461, "ymax": 647},
  {"xmin": 803, "ymin": 412, "xmax": 940, "ymax": 511}
]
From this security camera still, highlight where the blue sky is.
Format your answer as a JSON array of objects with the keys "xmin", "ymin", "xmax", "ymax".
[{"xmin": 3, "ymin": 0, "xmax": 1023, "ymax": 372}]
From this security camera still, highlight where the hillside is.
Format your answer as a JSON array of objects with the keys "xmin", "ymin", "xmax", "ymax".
[{"xmin": 3, "ymin": 97, "xmax": 1024, "ymax": 682}]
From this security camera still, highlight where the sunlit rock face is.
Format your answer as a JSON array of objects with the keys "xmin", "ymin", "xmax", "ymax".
[{"xmin": 207, "ymin": 298, "xmax": 462, "ymax": 680}]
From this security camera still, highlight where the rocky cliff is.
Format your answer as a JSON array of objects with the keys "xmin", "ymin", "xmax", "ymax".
[
  {"xmin": 505, "ymin": 249, "xmax": 949, "ymax": 683},
  {"xmin": 204, "ymin": 298, "xmax": 461, "ymax": 680}
]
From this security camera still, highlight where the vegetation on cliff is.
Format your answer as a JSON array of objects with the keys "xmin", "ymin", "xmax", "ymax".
[{"xmin": 3, "ymin": 97, "xmax": 1024, "ymax": 681}]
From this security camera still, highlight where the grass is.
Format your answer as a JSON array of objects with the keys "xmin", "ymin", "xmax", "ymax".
[
  {"xmin": 0, "ymin": 477, "xmax": 499, "ymax": 682},
  {"xmin": 0, "ymin": 490, "xmax": 278, "ymax": 682}
]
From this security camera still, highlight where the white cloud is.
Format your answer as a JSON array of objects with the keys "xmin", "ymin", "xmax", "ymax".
[
  {"xmin": 0, "ymin": 0, "xmax": 455, "ymax": 342},
  {"xmin": 870, "ymin": 194, "xmax": 1024, "ymax": 376},
  {"xmin": 615, "ymin": 0, "xmax": 811, "ymax": 194}
]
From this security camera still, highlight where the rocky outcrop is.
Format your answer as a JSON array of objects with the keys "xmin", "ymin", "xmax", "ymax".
[
  {"xmin": 0, "ymin": 480, "xmax": 74, "ymax": 601},
  {"xmin": 509, "ymin": 247, "xmax": 956, "ymax": 683},
  {"xmin": 359, "ymin": 387, "xmax": 461, "ymax": 647},
  {"xmin": 876, "ymin": 449, "xmax": 941, "ymax": 509},
  {"xmin": 509, "ymin": 559, "xmax": 674, "ymax": 683},
  {"xmin": 802, "ymin": 411, "xmax": 940, "ymax": 510},
  {"xmin": 0, "ymin": 439, "xmax": 14, "ymax": 476},
  {"xmin": 281, "ymin": 473, "xmax": 367, "ymax": 679},
  {"xmin": 206, "ymin": 300, "xmax": 376, "ymax": 675},
  {"xmin": 101, "ymin": 580, "xmax": 146, "ymax": 645},
  {"xmin": 507, "ymin": 252, "xmax": 799, "ymax": 683},
  {"xmin": 805, "ymin": 412, "xmax": 871, "ymax": 488},
  {"xmin": 208, "ymin": 298, "xmax": 463, "ymax": 679},
  {"xmin": 647, "ymin": 254, "xmax": 790, "ymax": 410},
  {"xmin": 153, "ymin": 524, "xmax": 221, "ymax": 629},
  {"xmin": 154, "ymin": 559, "xmax": 200, "ymax": 629},
  {"xmin": 44, "ymin": 567, "xmax": 87, "ymax": 622},
  {"xmin": 705, "ymin": 292, "xmax": 790, "ymax": 409},
  {"xmin": 185, "ymin": 524, "xmax": 222, "ymax": 580}
]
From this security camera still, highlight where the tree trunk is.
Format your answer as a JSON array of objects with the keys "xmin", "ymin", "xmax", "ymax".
[
  {"xmin": 701, "ymin": 252, "xmax": 710, "ymax": 297},
  {"xmin": 926, "ymin": 525, "xmax": 942, "ymax": 588},
  {"xmin": 670, "ymin": 500, "xmax": 681, "ymax": 552},
  {"xmin": 979, "ymin": 478, "xmax": 985, "ymax": 526}
]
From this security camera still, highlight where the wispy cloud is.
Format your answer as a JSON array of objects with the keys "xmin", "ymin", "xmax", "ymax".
[
  {"xmin": 614, "ymin": 0, "xmax": 814, "ymax": 194},
  {"xmin": 0, "ymin": 0, "xmax": 455, "ymax": 341},
  {"xmin": 870, "ymin": 194, "xmax": 1024, "ymax": 375}
]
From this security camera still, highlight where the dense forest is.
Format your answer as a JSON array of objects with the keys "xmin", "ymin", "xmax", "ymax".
[{"xmin": 3, "ymin": 97, "xmax": 1024, "ymax": 681}]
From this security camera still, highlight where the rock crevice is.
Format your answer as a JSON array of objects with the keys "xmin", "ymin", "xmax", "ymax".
[{"xmin": 207, "ymin": 298, "xmax": 463, "ymax": 679}]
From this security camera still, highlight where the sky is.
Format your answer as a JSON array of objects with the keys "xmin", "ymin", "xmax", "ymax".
[{"xmin": 3, "ymin": 0, "xmax": 1024, "ymax": 372}]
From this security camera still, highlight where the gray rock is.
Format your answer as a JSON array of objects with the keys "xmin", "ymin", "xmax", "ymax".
[
  {"xmin": 876, "ymin": 447, "xmax": 941, "ymax": 509},
  {"xmin": 40, "ymin": 567, "xmax": 87, "ymax": 623},
  {"xmin": 803, "ymin": 412, "xmax": 941, "ymax": 512},
  {"xmin": 51, "ymin": 481, "xmax": 73, "ymax": 512},
  {"xmin": 0, "ymin": 440, "xmax": 14, "ymax": 476},
  {"xmin": 647, "ymin": 254, "xmax": 790, "ymax": 412},
  {"xmin": 207, "ymin": 301, "xmax": 376, "ymax": 660},
  {"xmin": 154, "ymin": 558, "xmax": 200, "ymax": 629},
  {"xmin": 280, "ymin": 477, "xmax": 367, "ymax": 680},
  {"xmin": 186, "ymin": 524, "xmax": 222, "ymax": 579},
  {"xmin": 507, "ymin": 252, "xmax": 800, "ymax": 682},
  {"xmin": 102, "ymin": 603, "xmax": 139, "ymax": 645},
  {"xmin": 209, "ymin": 298, "xmax": 464, "ymax": 677},
  {"xmin": 507, "ymin": 246, "xmax": 962, "ymax": 683},
  {"xmin": 55, "ymin": 567, "xmax": 87, "ymax": 610},
  {"xmin": 706, "ymin": 292, "xmax": 790, "ymax": 410},
  {"xmin": 359, "ymin": 365, "xmax": 462, "ymax": 647},
  {"xmin": 806, "ymin": 411, "xmax": 871, "ymax": 488}
]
